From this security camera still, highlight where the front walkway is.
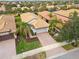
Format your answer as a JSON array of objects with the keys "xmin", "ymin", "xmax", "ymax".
[{"xmin": 37, "ymin": 32, "xmax": 66, "ymax": 57}]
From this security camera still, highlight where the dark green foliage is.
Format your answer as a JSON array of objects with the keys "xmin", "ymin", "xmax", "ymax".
[
  {"xmin": 56, "ymin": 11, "xmax": 79, "ymax": 46},
  {"xmin": 49, "ymin": 16, "xmax": 60, "ymax": 35},
  {"xmin": 16, "ymin": 37, "xmax": 41, "ymax": 54}
]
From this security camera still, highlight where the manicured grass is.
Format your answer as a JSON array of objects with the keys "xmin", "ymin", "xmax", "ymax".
[
  {"xmin": 23, "ymin": 52, "xmax": 46, "ymax": 59},
  {"xmin": 15, "ymin": 15, "xmax": 40, "ymax": 54},
  {"xmin": 16, "ymin": 37, "xmax": 41, "ymax": 54},
  {"xmin": 62, "ymin": 44, "xmax": 74, "ymax": 50},
  {"xmin": 63, "ymin": 41, "xmax": 79, "ymax": 50}
]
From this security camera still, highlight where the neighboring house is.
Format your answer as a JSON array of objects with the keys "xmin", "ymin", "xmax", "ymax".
[
  {"xmin": 21, "ymin": 7, "xmax": 29, "ymax": 11},
  {"xmin": 54, "ymin": 9, "xmax": 79, "ymax": 23},
  {"xmin": 54, "ymin": 10, "xmax": 69, "ymax": 23},
  {"xmin": 38, "ymin": 11, "xmax": 51, "ymax": 23},
  {"xmin": 12, "ymin": 7, "xmax": 17, "ymax": 11},
  {"xmin": 66, "ymin": 9, "xmax": 79, "ymax": 14},
  {"xmin": 56, "ymin": 14, "xmax": 69, "ymax": 23},
  {"xmin": 17, "ymin": 4, "xmax": 21, "ymax": 8},
  {"xmin": 20, "ymin": 12, "xmax": 49, "ymax": 33},
  {"xmin": 73, "ymin": 4, "xmax": 79, "ymax": 8},
  {"xmin": 12, "ymin": 6, "xmax": 29, "ymax": 11},
  {"xmin": 0, "ymin": 15, "xmax": 16, "ymax": 59},
  {"xmin": 54, "ymin": 10, "xmax": 69, "ymax": 18},
  {"xmin": 54, "ymin": 9, "xmax": 79, "ymax": 18},
  {"xmin": 38, "ymin": 11, "xmax": 65, "ymax": 29},
  {"xmin": 0, "ymin": 5, "xmax": 6, "ymax": 12},
  {"xmin": 46, "ymin": 5, "xmax": 55, "ymax": 9},
  {"xmin": 46, "ymin": 5, "xmax": 55, "ymax": 11},
  {"xmin": 30, "ymin": 6, "xmax": 35, "ymax": 11}
]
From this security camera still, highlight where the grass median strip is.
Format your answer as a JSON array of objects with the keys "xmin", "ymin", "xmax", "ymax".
[{"xmin": 62, "ymin": 41, "xmax": 79, "ymax": 50}]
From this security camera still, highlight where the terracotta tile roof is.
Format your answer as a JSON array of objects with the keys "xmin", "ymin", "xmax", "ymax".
[
  {"xmin": 20, "ymin": 12, "xmax": 38, "ymax": 23},
  {"xmin": 38, "ymin": 11, "xmax": 51, "ymax": 20},
  {"xmin": 66, "ymin": 9, "xmax": 79, "ymax": 13},
  {"xmin": 54, "ymin": 10, "xmax": 69, "ymax": 17},
  {"xmin": 54, "ymin": 9, "xmax": 79, "ymax": 17},
  {"xmin": 31, "ymin": 18, "xmax": 49, "ymax": 29},
  {"xmin": 0, "ymin": 15, "xmax": 5, "ymax": 30},
  {"xmin": 21, "ymin": 12, "xmax": 49, "ymax": 29},
  {"xmin": 56, "ymin": 15, "xmax": 69, "ymax": 23},
  {"xmin": 54, "ymin": 9, "xmax": 79, "ymax": 23},
  {"xmin": 0, "ymin": 15, "xmax": 16, "ymax": 33}
]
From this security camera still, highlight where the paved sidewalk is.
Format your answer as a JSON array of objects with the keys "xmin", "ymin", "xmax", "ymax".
[
  {"xmin": 16, "ymin": 43, "xmax": 65, "ymax": 59},
  {"xmin": 37, "ymin": 32, "xmax": 66, "ymax": 57},
  {"xmin": 54, "ymin": 48, "xmax": 79, "ymax": 59}
]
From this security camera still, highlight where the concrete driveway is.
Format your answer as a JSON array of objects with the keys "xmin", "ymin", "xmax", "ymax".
[
  {"xmin": 0, "ymin": 39, "xmax": 16, "ymax": 59},
  {"xmin": 37, "ymin": 32, "xmax": 56, "ymax": 46},
  {"xmin": 37, "ymin": 32, "xmax": 66, "ymax": 58}
]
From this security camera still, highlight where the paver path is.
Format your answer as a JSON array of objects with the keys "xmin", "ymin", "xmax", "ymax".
[
  {"xmin": 37, "ymin": 32, "xmax": 66, "ymax": 58},
  {"xmin": 37, "ymin": 32, "xmax": 56, "ymax": 46}
]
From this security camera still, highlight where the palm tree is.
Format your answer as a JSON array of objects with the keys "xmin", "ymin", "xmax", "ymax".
[
  {"xmin": 49, "ymin": 16, "xmax": 60, "ymax": 35},
  {"xmin": 16, "ymin": 21, "xmax": 30, "ymax": 40}
]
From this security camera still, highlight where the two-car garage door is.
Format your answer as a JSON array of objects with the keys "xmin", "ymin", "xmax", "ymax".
[
  {"xmin": 36, "ymin": 28, "xmax": 48, "ymax": 33},
  {"xmin": 31, "ymin": 27, "xmax": 48, "ymax": 33}
]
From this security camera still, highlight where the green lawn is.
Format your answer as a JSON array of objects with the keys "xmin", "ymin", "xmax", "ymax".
[
  {"xmin": 16, "ymin": 37, "xmax": 41, "ymax": 54},
  {"xmin": 62, "ymin": 41, "xmax": 79, "ymax": 50},
  {"xmin": 62, "ymin": 44, "xmax": 74, "ymax": 50},
  {"xmin": 15, "ymin": 16, "xmax": 41, "ymax": 54},
  {"xmin": 23, "ymin": 52, "xmax": 46, "ymax": 59}
]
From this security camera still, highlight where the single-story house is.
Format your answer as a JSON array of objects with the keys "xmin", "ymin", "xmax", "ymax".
[
  {"xmin": 54, "ymin": 9, "xmax": 79, "ymax": 23},
  {"xmin": 0, "ymin": 15, "xmax": 16, "ymax": 59},
  {"xmin": 31, "ymin": 18, "xmax": 49, "ymax": 33},
  {"xmin": 38, "ymin": 10, "xmax": 68, "ymax": 24},
  {"xmin": 54, "ymin": 10, "xmax": 69, "ymax": 18},
  {"xmin": 55, "ymin": 14, "xmax": 69, "ymax": 23},
  {"xmin": 21, "ymin": 7, "xmax": 29, "ymax": 11},
  {"xmin": 38, "ymin": 11, "xmax": 51, "ymax": 23},
  {"xmin": 21, "ymin": 12, "xmax": 49, "ymax": 33},
  {"xmin": 66, "ymin": 9, "xmax": 79, "ymax": 14},
  {"xmin": 73, "ymin": 4, "xmax": 79, "ymax": 8},
  {"xmin": 46, "ymin": 5, "xmax": 55, "ymax": 9},
  {"xmin": 54, "ymin": 9, "xmax": 79, "ymax": 18},
  {"xmin": 0, "ymin": 5, "xmax": 6, "ymax": 12},
  {"xmin": 0, "ymin": 15, "xmax": 16, "ymax": 38}
]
